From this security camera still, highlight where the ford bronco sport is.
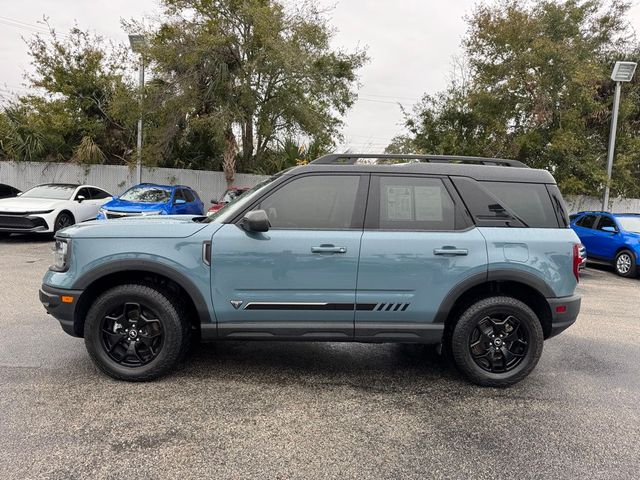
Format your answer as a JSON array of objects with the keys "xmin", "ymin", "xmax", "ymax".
[{"xmin": 40, "ymin": 154, "xmax": 583, "ymax": 387}]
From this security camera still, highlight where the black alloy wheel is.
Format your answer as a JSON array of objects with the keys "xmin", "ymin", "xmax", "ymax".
[
  {"xmin": 84, "ymin": 283, "xmax": 191, "ymax": 381},
  {"xmin": 469, "ymin": 314, "xmax": 528, "ymax": 373},
  {"xmin": 451, "ymin": 296, "xmax": 544, "ymax": 387},
  {"xmin": 101, "ymin": 302, "xmax": 164, "ymax": 367}
]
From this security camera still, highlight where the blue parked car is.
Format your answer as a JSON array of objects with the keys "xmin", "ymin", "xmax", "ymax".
[
  {"xmin": 571, "ymin": 211, "xmax": 640, "ymax": 277},
  {"xmin": 96, "ymin": 183, "xmax": 204, "ymax": 219}
]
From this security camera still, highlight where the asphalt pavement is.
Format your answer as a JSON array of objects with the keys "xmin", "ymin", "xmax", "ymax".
[{"xmin": 0, "ymin": 236, "xmax": 638, "ymax": 479}]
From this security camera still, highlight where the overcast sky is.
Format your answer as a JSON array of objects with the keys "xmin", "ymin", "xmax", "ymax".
[{"xmin": 1, "ymin": 0, "xmax": 639, "ymax": 153}]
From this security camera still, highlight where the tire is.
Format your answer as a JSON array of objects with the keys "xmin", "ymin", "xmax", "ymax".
[
  {"xmin": 614, "ymin": 250, "xmax": 637, "ymax": 278},
  {"xmin": 84, "ymin": 283, "xmax": 191, "ymax": 381},
  {"xmin": 53, "ymin": 211, "xmax": 74, "ymax": 233},
  {"xmin": 450, "ymin": 296, "xmax": 544, "ymax": 387}
]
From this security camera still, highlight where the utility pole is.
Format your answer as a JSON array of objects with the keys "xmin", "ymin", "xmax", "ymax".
[{"xmin": 129, "ymin": 34, "xmax": 148, "ymax": 185}]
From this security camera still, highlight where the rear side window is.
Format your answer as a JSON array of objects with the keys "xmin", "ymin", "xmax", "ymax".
[
  {"xmin": 576, "ymin": 214, "xmax": 597, "ymax": 229},
  {"xmin": 258, "ymin": 175, "xmax": 361, "ymax": 229},
  {"xmin": 480, "ymin": 181, "xmax": 558, "ymax": 228},
  {"xmin": 369, "ymin": 176, "xmax": 456, "ymax": 231},
  {"xmin": 452, "ymin": 177, "xmax": 558, "ymax": 228}
]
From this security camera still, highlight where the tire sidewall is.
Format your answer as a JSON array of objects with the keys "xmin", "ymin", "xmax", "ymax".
[
  {"xmin": 452, "ymin": 297, "xmax": 544, "ymax": 387},
  {"xmin": 84, "ymin": 285, "xmax": 184, "ymax": 380},
  {"xmin": 615, "ymin": 250, "xmax": 636, "ymax": 278}
]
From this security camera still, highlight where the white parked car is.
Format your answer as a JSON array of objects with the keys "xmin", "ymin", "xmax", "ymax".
[{"xmin": 0, "ymin": 183, "xmax": 112, "ymax": 236}]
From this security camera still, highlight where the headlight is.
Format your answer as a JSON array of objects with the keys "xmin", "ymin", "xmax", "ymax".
[
  {"xmin": 50, "ymin": 238, "xmax": 70, "ymax": 272},
  {"xmin": 140, "ymin": 210, "xmax": 163, "ymax": 216},
  {"xmin": 99, "ymin": 208, "xmax": 107, "ymax": 214}
]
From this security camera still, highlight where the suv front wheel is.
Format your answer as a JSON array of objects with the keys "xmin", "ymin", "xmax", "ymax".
[
  {"xmin": 84, "ymin": 283, "xmax": 191, "ymax": 381},
  {"xmin": 451, "ymin": 296, "xmax": 543, "ymax": 387}
]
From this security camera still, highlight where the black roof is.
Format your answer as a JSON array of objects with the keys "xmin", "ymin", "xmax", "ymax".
[{"xmin": 288, "ymin": 154, "xmax": 556, "ymax": 184}]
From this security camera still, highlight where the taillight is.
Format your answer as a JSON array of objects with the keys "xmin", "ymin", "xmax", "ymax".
[{"xmin": 572, "ymin": 243, "xmax": 584, "ymax": 282}]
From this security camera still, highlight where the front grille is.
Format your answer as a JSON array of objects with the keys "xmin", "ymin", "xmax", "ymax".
[
  {"xmin": 0, "ymin": 214, "xmax": 48, "ymax": 230},
  {"xmin": 104, "ymin": 211, "xmax": 143, "ymax": 219}
]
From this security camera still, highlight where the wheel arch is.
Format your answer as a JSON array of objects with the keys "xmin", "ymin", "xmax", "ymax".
[
  {"xmin": 436, "ymin": 272, "xmax": 554, "ymax": 340},
  {"xmin": 71, "ymin": 261, "xmax": 212, "ymax": 337}
]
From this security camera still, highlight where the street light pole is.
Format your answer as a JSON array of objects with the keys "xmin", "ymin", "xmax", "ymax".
[
  {"xmin": 128, "ymin": 34, "xmax": 148, "ymax": 185},
  {"xmin": 602, "ymin": 81, "xmax": 621, "ymax": 211},
  {"xmin": 136, "ymin": 55, "xmax": 144, "ymax": 184},
  {"xmin": 602, "ymin": 61, "xmax": 637, "ymax": 211}
]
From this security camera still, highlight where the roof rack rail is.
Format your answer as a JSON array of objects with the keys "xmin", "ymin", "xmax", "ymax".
[{"xmin": 310, "ymin": 153, "xmax": 528, "ymax": 168}]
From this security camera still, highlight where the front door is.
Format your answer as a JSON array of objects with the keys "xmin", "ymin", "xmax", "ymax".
[
  {"xmin": 210, "ymin": 173, "xmax": 368, "ymax": 340},
  {"xmin": 355, "ymin": 174, "xmax": 488, "ymax": 342}
]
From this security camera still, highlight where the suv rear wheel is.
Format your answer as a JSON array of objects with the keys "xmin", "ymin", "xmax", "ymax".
[
  {"xmin": 450, "ymin": 296, "xmax": 543, "ymax": 387},
  {"xmin": 614, "ymin": 250, "xmax": 637, "ymax": 278},
  {"xmin": 84, "ymin": 283, "xmax": 190, "ymax": 381}
]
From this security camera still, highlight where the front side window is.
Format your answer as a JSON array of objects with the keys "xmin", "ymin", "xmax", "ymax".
[
  {"xmin": 597, "ymin": 216, "xmax": 617, "ymax": 231},
  {"xmin": 120, "ymin": 186, "xmax": 172, "ymax": 203},
  {"xmin": 76, "ymin": 188, "xmax": 91, "ymax": 200},
  {"xmin": 88, "ymin": 187, "xmax": 111, "ymax": 199},
  {"xmin": 373, "ymin": 176, "xmax": 455, "ymax": 231},
  {"xmin": 258, "ymin": 175, "xmax": 361, "ymax": 229}
]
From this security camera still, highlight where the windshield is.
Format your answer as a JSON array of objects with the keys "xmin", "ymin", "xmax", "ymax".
[
  {"xmin": 221, "ymin": 190, "xmax": 244, "ymax": 203},
  {"xmin": 120, "ymin": 186, "xmax": 172, "ymax": 203},
  {"xmin": 20, "ymin": 184, "xmax": 76, "ymax": 200},
  {"xmin": 617, "ymin": 217, "xmax": 640, "ymax": 233},
  {"xmin": 207, "ymin": 175, "xmax": 281, "ymax": 223}
]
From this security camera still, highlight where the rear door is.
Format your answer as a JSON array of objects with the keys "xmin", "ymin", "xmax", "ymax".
[
  {"xmin": 210, "ymin": 173, "xmax": 368, "ymax": 339},
  {"xmin": 573, "ymin": 214, "xmax": 598, "ymax": 257},
  {"xmin": 355, "ymin": 174, "xmax": 487, "ymax": 342}
]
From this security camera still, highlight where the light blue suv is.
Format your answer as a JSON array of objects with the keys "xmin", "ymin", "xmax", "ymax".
[{"xmin": 39, "ymin": 154, "xmax": 583, "ymax": 386}]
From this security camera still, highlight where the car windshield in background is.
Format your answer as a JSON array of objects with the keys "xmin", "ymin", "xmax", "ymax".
[
  {"xmin": 222, "ymin": 190, "xmax": 243, "ymax": 203},
  {"xmin": 617, "ymin": 217, "xmax": 640, "ymax": 233},
  {"xmin": 208, "ymin": 175, "xmax": 282, "ymax": 223},
  {"xmin": 120, "ymin": 187, "xmax": 171, "ymax": 203},
  {"xmin": 20, "ymin": 184, "xmax": 76, "ymax": 200}
]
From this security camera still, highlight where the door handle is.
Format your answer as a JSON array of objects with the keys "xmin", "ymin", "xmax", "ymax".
[
  {"xmin": 434, "ymin": 247, "xmax": 468, "ymax": 256},
  {"xmin": 311, "ymin": 245, "xmax": 347, "ymax": 254}
]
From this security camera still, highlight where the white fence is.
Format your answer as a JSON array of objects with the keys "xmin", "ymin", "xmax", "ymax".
[
  {"xmin": 2, "ymin": 160, "xmax": 640, "ymax": 214},
  {"xmin": 0, "ymin": 161, "xmax": 268, "ymax": 205}
]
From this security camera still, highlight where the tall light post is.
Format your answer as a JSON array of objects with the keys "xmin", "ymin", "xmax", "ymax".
[
  {"xmin": 602, "ymin": 61, "xmax": 637, "ymax": 211},
  {"xmin": 129, "ymin": 34, "xmax": 147, "ymax": 184}
]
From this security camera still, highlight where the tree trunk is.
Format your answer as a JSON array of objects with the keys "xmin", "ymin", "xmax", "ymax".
[
  {"xmin": 241, "ymin": 117, "xmax": 254, "ymax": 166},
  {"xmin": 223, "ymin": 127, "xmax": 238, "ymax": 187}
]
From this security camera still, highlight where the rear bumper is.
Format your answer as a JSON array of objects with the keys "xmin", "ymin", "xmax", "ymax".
[
  {"xmin": 39, "ymin": 284, "xmax": 83, "ymax": 337},
  {"xmin": 546, "ymin": 294, "xmax": 581, "ymax": 338}
]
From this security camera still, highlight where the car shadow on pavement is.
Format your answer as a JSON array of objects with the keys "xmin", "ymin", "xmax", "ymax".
[
  {"xmin": 178, "ymin": 341, "xmax": 464, "ymax": 391},
  {"xmin": 0, "ymin": 233, "xmax": 53, "ymax": 244}
]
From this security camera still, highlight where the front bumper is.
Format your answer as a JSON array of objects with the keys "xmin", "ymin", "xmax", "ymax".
[
  {"xmin": 0, "ymin": 213, "xmax": 49, "ymax": 233},
  {"xmin": 546, "ymin": 294, "xmax": 581, "ymax": 338},
  {"xmin": 39, "ymin": 284, "xmax": 83, "ymax": 337}
]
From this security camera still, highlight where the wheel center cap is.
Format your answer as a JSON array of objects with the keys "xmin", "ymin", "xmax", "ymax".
[
  {"xmin": 494, "ymin": 338, "xmax": 503, "ymax": 347},
  {"xmin": 129, "ymin": 329, "xmax": 138, "ymax": 339}
]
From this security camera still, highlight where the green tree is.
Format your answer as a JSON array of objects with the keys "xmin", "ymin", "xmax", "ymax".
[
  {"xmin": 0, "ymin": 26, "xmax": 137, "ymax": 164},
  {"xmin": 393, "ymin": 0, "xmax": 640, "ymax": 197},
  {"xmin": 140, "ymin": 0, "xmax": 367, "ymax": 183}
]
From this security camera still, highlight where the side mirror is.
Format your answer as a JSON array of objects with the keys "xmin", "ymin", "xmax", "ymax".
[
  {"xmin": 175, "ymin": 198, "xmax": 186, "ymax": 205},
  {"xmin": 241, "ymin": 210, "xmax": 270, "ymax": 232},
  {"xmin": 76, "ymin": 195, "xmax": 86, "ymax": 203},
  {"xmin": 602, "ymin": 226, "xmax": 617, "ymax": 233},
  {"xmin": 16, "ymin": 192, "xmax": 22, "ymax": 196}
]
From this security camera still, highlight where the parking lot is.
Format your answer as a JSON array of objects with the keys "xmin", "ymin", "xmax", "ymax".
[{"xmin": 0, "ymin": 237, "xmax": 638, "ymax": 479}]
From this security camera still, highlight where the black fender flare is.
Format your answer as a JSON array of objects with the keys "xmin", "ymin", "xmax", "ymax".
[
  {"xmin": 72, "ymin": 259, "xmax": 212, "ymax": 324},
  {"xmin": 433, "ymin": 269, "xmax": 555, "ymax": 324}
]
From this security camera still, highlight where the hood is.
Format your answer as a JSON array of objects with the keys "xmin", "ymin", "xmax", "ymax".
[
  {"xmin": 58, "ymin": 215, "xmax": 214, "ymax": 239},
  {"xmin": 0, "ymin": 196, "xmax": 66, "ymax": 212},
  {"xmin": 101, "ymin": 198, "xmax": 169, "ymax": 213}
]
